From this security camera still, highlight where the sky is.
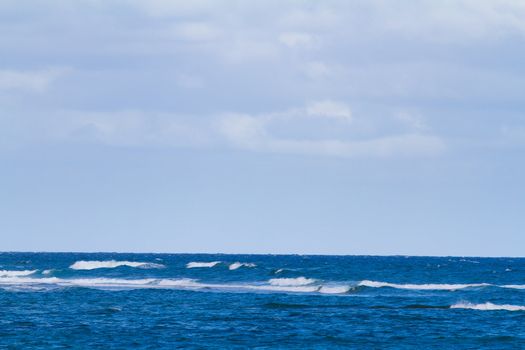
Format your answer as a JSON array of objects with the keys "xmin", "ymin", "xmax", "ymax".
[{"xmin": 1, "ymin": 0, "xmax": 524, "ymax": 256}]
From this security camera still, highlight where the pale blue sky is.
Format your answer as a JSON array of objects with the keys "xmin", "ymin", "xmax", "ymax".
[{"xmin": 1, "ymin": 1, "xmax": 524, "ymax": 256}]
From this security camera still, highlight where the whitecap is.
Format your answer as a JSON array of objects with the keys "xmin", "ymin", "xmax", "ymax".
[
  {"xmin": 250, "ymin": 285, "xmax": 321, "ymax": 293},
  {"xmin": 318, "ymin": 285, "xmax": 352, "ymax": 294},
  {"xmin": 186, "ymin": 261, "xmax": 221, "ymax": 269},
  {"xmin": 269, "ymin": 277, "xmax": 316, "ymax": 286},
  {"xmin": 0, "ymin": 276, "xmax": 156, "ymax": 289},
  {"xmin": 0, "ymin": 276, "xmax": 62, "ymax": 284},
  {"xmin": 157, "ymin": 278, "xmax": 200, "ymax": 287},
  {"xmin": 229, "ymin": 262, "xmax": 256, "ymax": 270},
  {"xmin": 69, "ymin": 260, "xmax": 165, "ymax": 270},
  {"xmin": 0, "ymin": 270, "xmax": 37, "ymax": 277},
  {"xmin": 502, "ymin": 284, "xmax": 525, "ymax": 289},
  {"xmin": 358, "ymin": 280, "xmax": 490, "ymax": 290},
  {"xmin": 451, "ymin": 302, "xmax": 525, "ymax": 311}
]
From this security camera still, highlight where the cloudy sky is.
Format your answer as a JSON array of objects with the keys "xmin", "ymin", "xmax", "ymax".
[{"xmin": 1, "ymin": 0, "xmax": 524, "ymax": 255}]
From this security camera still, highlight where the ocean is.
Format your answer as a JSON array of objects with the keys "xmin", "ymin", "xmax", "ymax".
[{"xmin": 1, "ymin": 253, "xmax": 524, "ymax": 349}]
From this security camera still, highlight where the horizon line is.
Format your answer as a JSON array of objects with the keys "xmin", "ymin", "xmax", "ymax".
[{"xmin": 1, "ymin": 250, "xmax": 524, "ymax": 259}]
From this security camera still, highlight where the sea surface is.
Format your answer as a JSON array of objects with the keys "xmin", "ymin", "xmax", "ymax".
[{"xmin": 0, "ymin": 253, "xmax": 524, "ymax": 349}]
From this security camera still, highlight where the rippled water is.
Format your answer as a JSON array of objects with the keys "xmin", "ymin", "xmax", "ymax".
[{"xmin": 1, "ymin": 253, "xmax": 524, "ymax": 349}]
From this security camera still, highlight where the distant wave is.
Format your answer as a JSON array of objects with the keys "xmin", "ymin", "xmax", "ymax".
[
  {"xmin": 358, "ymin": 280, "xmax": 489, "ymax": 291},
  {"xmin": 229, "ymin": 262, "xmax": 256, "ymax": 270},
  {"xmin": 69, "ymin": 260, "xmax": 165, "ymax": 270},
  {"xmin": 186, "ymin": 261, "xmax": 221, "ymax": 269},
  {"xmin": 0, "ymin": 275, "xmax": 520, "ymax": 297},
  {"xmin": 0, "ymin": 276, "xmax": 349, "ymax": 294},
  {"xmin": 0, "ymin": 270, "xmax": 37, "ymax": 277},
  {"xmin": 502, "ymin": 284, "xmax": 525, "ymax": 289},
  {"xmin": 451, "ymin": 302, "xmax": 525, "ymax": 312},
  {"xmin": 269, "ymin": 277, "xmax": 316, "ymax": 286},
  {"xmin": 268, "ymin": 277, "xmax": 351, "ymax": 294}
]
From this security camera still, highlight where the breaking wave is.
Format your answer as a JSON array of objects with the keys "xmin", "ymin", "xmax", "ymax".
[
  {"xmin": 229, "ymin": 262, "xmax": 256, "ymax": 270},
  {"xmin": 318, "ymin": 285, "xmax": 353, "ymax": 294},
  {"xmin": 451, "ymin": 302, "xmax": 525, "ymax": 311},
  {"xmin": 269, "ymin": 277, "xmax": 316, "ymax": 286},
  {"xmin": 502, "ymin": 284, "xmax": 525, "ymax": 289},
  {"xmin": 186, "ymin": 261, "xmax": 221, "ymax": 268},
  {"xmin": 0, "ymin": 276, "xmax": 349, "ymax": 294},
  {"xmin": 0, "ymin": 270, "xmax": 37, "ymax": 277},
  {"xmin": 358, "ymin": 280, "xmax": 490, "ymax": 290},
  {"xmin": 69, "ymin": 260, "xmax": 165, "ymax": 270}
]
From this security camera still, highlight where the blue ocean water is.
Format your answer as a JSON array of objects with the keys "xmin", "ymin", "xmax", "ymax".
[{"xmin": 0, "ymin": 253, "xmax": 524, "ymax": 349}]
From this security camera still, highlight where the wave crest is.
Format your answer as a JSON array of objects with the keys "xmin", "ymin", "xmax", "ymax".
[
  {"xmin": 269, "ymin": 277, "xmax": 316, "ymax": 286},
  {"xmin": 318, "ymin": 285, "xmax": 352, "ymax": 294},
  {"xmin": 502, "ymin": 284, "xmax": 525, "ymax": 289},
  {"xmin": 358, "ymin": 280, "xmax": 489, "ymax": 290},
  {"xmin": 229, "ymin": 262, "xmax": 256, "ymax": 270},
  {"xmin": 0, "ymin": 270, "xmax": 37, "ymax": 277},
  {"xmin": 451, "ymin": 302, "xmax": 525, "ymax": 311},
  {"xmin": 69, "ymin": 260, "xmax": 165, "ymax": 270},
  {"xmin": 186, "ymin": 261, "xmax": 221, "ymax": 269}
]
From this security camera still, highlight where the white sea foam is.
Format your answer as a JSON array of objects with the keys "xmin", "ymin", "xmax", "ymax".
[
  {"xmin": 451, "ymin": 302, "xmax": 525, "ymax": 311},
  {"xmin": 251, "ymin": 285, "xmax": 321, "ymax": 293},
  {"xmin": 0, "ymin": 276, "xmax": 331, "ymax": 294},
  {"xmin": 42, "ymin": 269, "xmax": 53, "ymax": 275},
  {"xmin": 186, "ymin": 261, "xmax": 221, "ymax": 268},
  {"xmin": 502, "ymin": 284, "xmax": 525, "ymax": 289},
  {"xmin": 229, "ymin": 262, "xmax": 256, "ymax": 270},
  {"xmin": 318, "ymin": 285, "xmax": 352, "ymax": 294},
  {"xmin": 0, "ymin": 270, "xmax": 37, "ymax": 277},
  {"xmin": 269, "ymin": 277, "xmax": 316, "ymax": 286},
  {"xmin": 157, "ymin": 278, "xmax": 200, "ymax": 287},
  {"xmin": 0, "ymin": 276, "xmax": 62, "ymax": 284},
  {"xmin": 0, "ymin": 275, "xmax": 515, "ymax": 297},
  {"xmin": 69, "ymin": 260, "xmax": 165, "ymax": 270},
  {"xmin": 0, "ymin": 276, "xmax": 156, "ymax": 289},
  {"xmin": 358, "ymin": 280, "xmax": 489, "ymax": 290},
  {"xmin": 68, "ymin": 278, "xmax": 157, "ymax": 287}
]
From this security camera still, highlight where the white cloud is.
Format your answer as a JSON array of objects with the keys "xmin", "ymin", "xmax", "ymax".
[
  {"xmin": 0, "ymin": 68, "xmax": 68, "ymax": 92},
  {"xmin": 2, "ymin": 100, "xmax": 444, "ymax": 157},
  {"xmin": 218, "ymin": 101, "xmax": 445, "ymax": 157}
]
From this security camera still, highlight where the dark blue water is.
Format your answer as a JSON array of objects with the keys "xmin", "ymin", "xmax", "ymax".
[{"xmin": 1, "ymin": 253, "xmax": 524, "ymax": 349}]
